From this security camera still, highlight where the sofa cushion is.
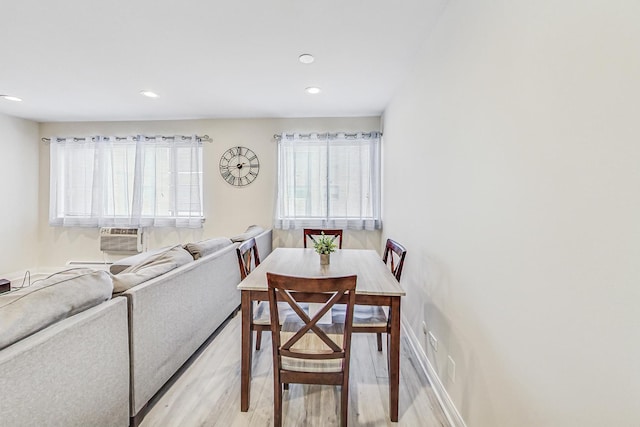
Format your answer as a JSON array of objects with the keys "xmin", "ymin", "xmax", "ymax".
[
  {"xmin": 111, "ymin": 245, "xmax": 193, "ymax": 294},
  {"xmin": 230, "ymin": 225, "xmax": 264, "ymax": 243},
  {"xmin": 0, "ymin": 268, "xmax": 113, "ymax": 350},
  {"xmin": 109, "ymin": 246, "xmax": 171, "ymax": 274},
  {"xmin": 184, "ymin": 237, "xmax": 233, "ymax": 260}
]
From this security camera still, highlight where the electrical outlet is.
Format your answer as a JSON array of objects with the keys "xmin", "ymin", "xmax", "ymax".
[
  {"xmin": 422, "ymin": 321, "xmax": 428, "ymax": 334},
  {"xmin": 447, "ymin": 355, "xmax": 456, "ymax": 383},
  {"xmin": 427, "ymin": 331, "xmax": 438, "ymax": 352}
]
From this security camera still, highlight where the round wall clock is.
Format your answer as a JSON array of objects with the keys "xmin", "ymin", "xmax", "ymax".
[{"xmin": 219, "ymin": 146, "xmax": 260, "ymax": 187}]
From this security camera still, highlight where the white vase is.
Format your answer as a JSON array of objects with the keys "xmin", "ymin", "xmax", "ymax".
[{"xmin": 320, "ymin": 253, "xmax": 330, "ymax": 265}]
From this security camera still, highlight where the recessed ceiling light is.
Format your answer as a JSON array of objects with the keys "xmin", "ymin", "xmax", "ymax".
[
  {"xmin": 298, "ymin": 54, "xmax": 315, "ymax": 64},
  {"xmin": 305, "ymin": 87, "xmax": 321, "ymax": 95},
  {"xmin": 140, "ymin": 90, "xmax": 159, "ymax": 98},
  {"xmin": 1, "ymin": 95, "xmax": 23, "ymax": 102}
]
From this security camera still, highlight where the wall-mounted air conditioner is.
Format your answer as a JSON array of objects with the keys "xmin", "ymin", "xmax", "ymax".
[{"xmin": 99, "ymin": 227, "xmax": 143, "ymax": 253}]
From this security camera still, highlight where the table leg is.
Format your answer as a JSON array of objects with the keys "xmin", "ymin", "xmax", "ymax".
[
  {"xmin": 389, "ymin": 297, "xmax": 401, "ymax": 421},
  {"xmin": 240, "ymin": 291, "xmax": 253, "ymax": 411}
]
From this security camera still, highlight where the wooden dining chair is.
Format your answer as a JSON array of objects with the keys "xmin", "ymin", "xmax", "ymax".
[
  {"xmin": 333, "ymin": 238, "xmax": 407, "ymax": 352},
  {"xmin": 267, "ymin": 272, "xmax": 357, "ymax": 427},
  {"xmin": 236, "ymin": 238, "xmax": 299, "ymax": 352},
  {"xmin": 373, "ymin": 238, "xmax": 408, "ymax": 348},
  {"xmin": 236, "ymin": 237, "xmax": 261, "ymax": 280},
  {"xmin": 303, "ymin": 228, "xmax": 343, "ymax": 249},
  {"xmin": 383, "ymin": 238, "xmax": 407, "ymax": 282},
  {"xmin": 237, "ymin": 238, "xmax": 268, "ymax": 350}
]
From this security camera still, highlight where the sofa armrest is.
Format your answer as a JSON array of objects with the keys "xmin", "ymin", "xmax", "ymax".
[{"xmin": 0, "ymin": 297, "xmax": 129, "ymax": 426}]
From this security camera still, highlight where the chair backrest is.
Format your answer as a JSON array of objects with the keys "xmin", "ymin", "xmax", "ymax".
[
  {"xmin": 266, "ymin": 273, "xmax": 356, "ymax": 368},
  {"xmin": 236, "ymin": 237, "xmax": 261, "ymax": 280},
  {"xmin": 303, "ymin": 228, "xmax": 343, "ymax": 249},
  {"xmin": 383, "ymin": 238, "xmax": 407, "ymax": 282}
]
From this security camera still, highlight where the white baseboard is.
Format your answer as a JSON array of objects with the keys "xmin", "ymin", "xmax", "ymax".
[{"xmin": 401, "ymin": 317, "xmax": 468, "ymax": 427}]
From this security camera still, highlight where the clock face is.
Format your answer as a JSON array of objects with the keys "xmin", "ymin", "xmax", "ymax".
[{"xmin": 219, "ymin": 146, "xmax": 260, "ymax": 187}]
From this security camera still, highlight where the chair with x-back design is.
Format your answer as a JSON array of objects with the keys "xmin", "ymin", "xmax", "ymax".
[
  {"xmin": 267, "ymin": 272, "xmax": 357, "ymax": 427},
  {"xmin": 236, "ymin": 238, "xmax": 261, "ymax": 281},
  {"xmin": 382, "ymin": 238, "xmax": 407, "ymax": 282},
  {"xmin": 332, "ymin": 238, "xmax": 407, "ymax": 352},
  {"xmin": 236, "ymin": 238, "xmax": 269, "ymax": 350},
  {"xmin": 237, "ymin": 238, "xmax": 300, "ymax": 352},
  {"xmin": 303, "ymin": 228, "xmax": 343, "ymax": 249}
]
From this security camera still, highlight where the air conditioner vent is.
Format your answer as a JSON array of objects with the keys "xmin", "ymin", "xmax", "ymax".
[{"xmin": 100, "ymin": 227, "xmax": 143, "ymax": 253}]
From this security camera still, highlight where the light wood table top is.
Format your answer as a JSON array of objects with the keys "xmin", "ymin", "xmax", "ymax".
[{"xmin": 237, "ymin": 248, "xmax": 406, "ymax": 297}]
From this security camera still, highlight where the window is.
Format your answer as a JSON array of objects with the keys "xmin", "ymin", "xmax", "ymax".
[
  {"xmin": 275, "ymin": 132, "xmax": 381, "ymax": 230},
  {"xmin": 49, "ymin": 135, "xmax": 204, "ymax": 228}
]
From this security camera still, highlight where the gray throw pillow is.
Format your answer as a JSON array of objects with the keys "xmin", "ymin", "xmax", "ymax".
[
  {"xmin": 230, "ymin": 225, "xmax": 265, "ymax": 243},
  {"xmin": 184, "ymin": 237, "xmax": 233, "ymax": 260},
  {"xmin": 0, "ymin": 268, "xmax": 113, "ymax": 350},
  {"xmin": 110, "ymin": 245, "xmax": 193, "ymax": 294},
  {"xmin": 109, "ymin": 246, "xmax": 171, "ymax": 274}
]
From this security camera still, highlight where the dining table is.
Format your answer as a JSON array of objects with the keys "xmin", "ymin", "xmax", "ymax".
[{"xmin": 237, "ymin": 247, "xmax": 406, "ymax": 421}]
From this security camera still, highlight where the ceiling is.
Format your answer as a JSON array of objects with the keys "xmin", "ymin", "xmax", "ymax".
[{"xmin": 0, "ymin": 1, "xmax": 443, "ymax": 122}]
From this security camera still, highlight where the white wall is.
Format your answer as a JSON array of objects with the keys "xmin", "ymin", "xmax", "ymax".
[
  {"xmin": 0, "ymin": 113, "xmax": 40, "ymax": 274},
  {"xmin": 382, "ymin": 1, "xmax": 640, "ymax": 426},
  {"xmin": 38, "ymin": 116, "xmax": 381, "ymax": 265}
]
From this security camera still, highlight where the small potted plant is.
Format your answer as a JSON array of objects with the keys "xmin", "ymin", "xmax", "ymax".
[{"xmin": 313, "ymin": 232, "xmax": 337, "ymax": 265}]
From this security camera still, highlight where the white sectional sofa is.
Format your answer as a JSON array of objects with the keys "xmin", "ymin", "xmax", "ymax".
[{"xmin": 0, "ymin": 227, "xmax": 273, "ymax": 427}]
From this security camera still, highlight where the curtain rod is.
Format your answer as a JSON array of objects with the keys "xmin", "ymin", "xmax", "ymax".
[
  {"xmin": 41, "ymin": 134, "xmax": 213, "ymax": 143},
  {"xmin": 273, "ymin": 131, "xmax": 382, "ymax": 140}
]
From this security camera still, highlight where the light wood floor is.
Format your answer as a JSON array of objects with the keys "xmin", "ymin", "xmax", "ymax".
[{"xmin": 140, "ymin": 313, "xmax": 450, "ymax": 427}]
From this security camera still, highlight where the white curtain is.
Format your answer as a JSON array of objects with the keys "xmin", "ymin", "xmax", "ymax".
[
  {"xmin": 49, "ymin": 135, "xmax": 204, "ymax": 228},
  {"xmin": 274, "ymin": 131, "xmax": 382, "ymax": 230}
]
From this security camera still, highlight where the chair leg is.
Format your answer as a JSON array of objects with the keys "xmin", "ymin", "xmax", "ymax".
[
  {"xmin": 274, "ymin": 380, "xmax": 283, "ymax": 427},
  {"xmin": 341, "ymin": 384, "xmax": 349, "ymax": 427},
  {"xmin": 284, "ymin": 383, "xmax": 289, "ymax": 390},
  {"xmin": 256, "ymin": 330, "xmax": 262, "ymax": 350},
  {"xmin": 376, "ymin": 333, "xmax": 382, "ymax": 352}
]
